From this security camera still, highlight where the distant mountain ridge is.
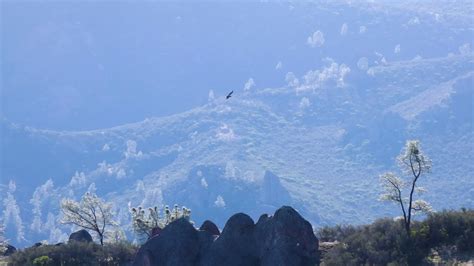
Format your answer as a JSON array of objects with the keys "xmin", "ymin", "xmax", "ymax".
[
  {"xmin": 1, "ymin": 53, "xmax": 473, "ymax": 247},
  {"xmin": 1, "ymin": 0, "xmax": 473, "ymax": 247}
]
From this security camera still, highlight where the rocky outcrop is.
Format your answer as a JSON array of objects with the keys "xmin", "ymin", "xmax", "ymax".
[
  {"xmin": 201, "ymin": 213, "xmax": 260, "ymax": 266},
  {"xmin": 69, "ymin": 229, "xmax": 93, "ymax": 243},
  {"xmin": 256, "ymin": 206, "xmax": 319, "ymax": 266},
  {"xmin": 199, "ymin": 220, "xmax": 220, "ymax": 236},
  {"xmin": 163, "ymin": 166, "xmax": 297, "ymax": 228},
  {"xmin": 133, "ymin": 218, "xmax": 200, "ymax": 266},
  {"xmin": 1, "ymin": 244, "xmax": 16, "ymax": 256},
  {"xmin": 133, "ymin": 206, "xmax": 319, "ymax": 266}
]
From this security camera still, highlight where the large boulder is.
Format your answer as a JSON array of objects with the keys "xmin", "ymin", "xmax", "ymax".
[
  {"xmin": 69, "ymin": 229, "xmax": 93, "ymax": 243},
  {"xmin": 256, "ymin": 206, "xmax": 319, "ymax": 266},
  {"xmin": 133, "ymin": 218, "xmax": 200, "ymax": 266},
  {"xmin": 196, "ymin": 230, "xmax": 215, "ymax": 263},
  {"xmin": 199, "ymin": 220, "xmax": 220, "ymax": 236},
  {"xmin": 200, "ymin": 213, "xmax": 259, "ymax": 266},
  {"xmin": 197, "ymin": 220, "xmax": 220, "ymax": 261}
]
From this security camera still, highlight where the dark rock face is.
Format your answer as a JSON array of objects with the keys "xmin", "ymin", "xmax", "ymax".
[
  {"xmin": 151, "ymin": 227, "xmax": 162, "ymax": 238},
  {"xmin": 133, "ymin": 218, "xmax": 200, "ymax": 266},
  {"xmin": 69, "ymin": 229, "xmax": 93, "ymax": 243},
  {"xmin": 257, "ymin": 213, "xmax": 271, "ymax": 225},
  {"xmin": 201, "ymin": 213, "xmax": 259, "ymax": 266},
  {"xmin": 2, "ymin": 244, "xmax": 16, "ymax": 256},
  {"xmin": 196, "ymin": 230, "xmax": 214, "ymax": 263},
  {"xmin": 32, "ymin": 242, "xmax": 43, "ymax": 248},
  {"xmin": 199, "ymin": 220, "xmax": 220, "ymax": 236},
  {"xmin": 256, "ymin": 206, "xmax": 319, "ymax": 266},
  {"xmin": 133, "ymin": 206, "xmax": 319, "ymax": 266}
]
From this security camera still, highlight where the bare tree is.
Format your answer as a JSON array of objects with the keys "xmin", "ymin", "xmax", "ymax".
[
  {"xmin": 61, "ymin": 192, "xmax": 116, "ymax": 245},
  {"xmin": 380, "ymin": 140, "xmax": 433, "ymax": 235}
]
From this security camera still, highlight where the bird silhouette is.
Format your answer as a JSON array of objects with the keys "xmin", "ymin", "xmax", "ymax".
[{"xmin": 226, "ymin": 90, "xmax": 234, "ymax": 99}]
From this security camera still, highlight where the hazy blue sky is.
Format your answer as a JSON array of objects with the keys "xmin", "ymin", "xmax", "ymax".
[
  {"xmin": 2, "ymin": 2, "xmax": 308, "ymax": 129},
  {"xmin": 3, "ymin": 1, "xmax": 471, "ymax": 130}
]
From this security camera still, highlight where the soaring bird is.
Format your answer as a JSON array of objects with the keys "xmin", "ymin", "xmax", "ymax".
[{"xmin": 226, "ymin": 90, "xmax": 234, "ymax": 100}]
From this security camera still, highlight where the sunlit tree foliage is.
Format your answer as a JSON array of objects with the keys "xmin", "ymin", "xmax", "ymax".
[
  {"xmin": 380, "ymin": 140, "xmax": 433, "ymax": 235},
  {"xmin": 130, "ymin": 204, "xmax": 191, "ymax": 241},
  {"xmin": 60, "ymin": 192, "xmax": 117, "ymax": 245}
]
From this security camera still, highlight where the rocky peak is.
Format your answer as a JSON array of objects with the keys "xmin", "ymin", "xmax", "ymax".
[{"xmin": 133, "ymin": 206, "xmax": 319, "ymax": 266}]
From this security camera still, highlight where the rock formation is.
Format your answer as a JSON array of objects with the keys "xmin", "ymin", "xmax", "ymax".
[
  {"xmin": 68, "ymin": 229, "xmax": 93, "ymax": 243},
  {"xmin": 133, "ymin": 206, "xmax": 319, "ymax": 266}
]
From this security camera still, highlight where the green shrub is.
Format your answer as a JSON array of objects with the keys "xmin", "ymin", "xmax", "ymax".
[
  {"xmin": 322, "ymin": 244, "xmax": 358, "ymax": 266},
  {"xmin": 8, "ymin": 241, "xmax": 137, "ymax": 266},
  {"xmin": 322, "ymin": 219, "xmax": 428, "ymax": 265},
  {"xmin": 423, "ymin": 209, "xmax": 474, "ymax": 252},
  {"xmin": 317, "ymin": 224, "xmax": 357, "ymax": 242},
  {"xmin": 321, "ymin": 209, "xmax": 474, "ymax": 265},
  {"xmin": 32, "ymin": 256, "xmax": 51, "ymax": 266}
]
